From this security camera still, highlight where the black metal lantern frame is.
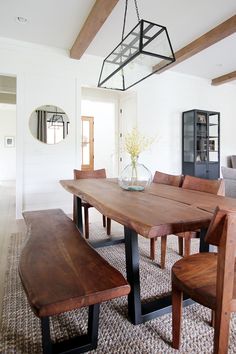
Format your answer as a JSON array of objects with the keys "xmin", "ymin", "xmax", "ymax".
[
  {"xmin": 98, "ymin": 16, "xmax": 175, "ymax": 91},
  {"xmin": 48, "ymin": 114, "xmax": 64, "ymax": 125}
]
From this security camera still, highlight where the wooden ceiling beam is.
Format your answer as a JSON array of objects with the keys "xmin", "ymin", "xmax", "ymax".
[
  {"xmin": 211, "ymin": 70, "xmax": 236, "ymax": 85},
  {"xmin": 153, "ymin": 15, "xmax": 236, "ymax": 73},
  {"xmin": 70, "ymin": 0, "xmax": 119, "ymax": 60}
]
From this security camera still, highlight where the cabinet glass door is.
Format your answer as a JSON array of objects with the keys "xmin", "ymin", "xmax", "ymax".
[
  {"xmin": 208, "ymin": 113, "xmax": 219, "ymax": 162},
  {"xmin": 183, "ymin": 112, "xmax": 194, "ymax": 162},
  {"xmin": 196, "ymin": 113, "xmax": 207, "ymax": 163}
]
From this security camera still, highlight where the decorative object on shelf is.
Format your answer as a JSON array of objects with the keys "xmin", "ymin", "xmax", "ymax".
[
  {"xmin": 98, "ymin": 0, "xmax": 175, "ymax": 91},
  {"xmin": 197, "ymin": 114, "xmax": 206, "ymax": 124},
  {"xmin": 119, "ymin": 127, "xmax": 153, "ymax": 191}
]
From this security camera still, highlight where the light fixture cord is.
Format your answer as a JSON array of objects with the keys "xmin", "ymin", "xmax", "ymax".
[
  {"xmin": 134, "ymin": 0, "xmax": 140, "ymax": 22},
  {"xmin": 121, "ymin": 0, "xmax": 140, "ymax": 41},
  {"xmin": 121, "ymin": 0, "xmax": 128, "ymax": 40}
]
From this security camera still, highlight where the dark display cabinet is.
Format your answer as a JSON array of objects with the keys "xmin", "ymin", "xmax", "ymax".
[{"xmin": 182, "ymin": 109, "xmax": 220, "ymax": 179}]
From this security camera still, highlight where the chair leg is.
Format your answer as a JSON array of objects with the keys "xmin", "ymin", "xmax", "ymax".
[
  {"xmin": 210, "ymin": 310, "xmax": 215, "ymax": 327},
  {"xmin": 160, "ymin": 236, "xmax": 167, "ymax": 269},
  {"xmin": 84, "ymin": 207, "xmax": 89, "ymax": 239},
  {"xmin": 172, "ymin": 283, "xmax": 183, "ymax": 349},
  {"xmin": 107, "ymin": 218, "xmax": 111, "ymax": 236},
  {"xmin": 150, "ymin": 238, "xmax": 156, "ymax": 260},
  {"xmin": 178, "ymin": 237, "xmax": 183, "ymax": 256},
  {"xmin": 102, "ymin": 215, "xmax": 106, "ymax": 228},
  {"xmin": 213, "ymin": 306, "xmax": 231, "ymax": 354},
  {"xmin": 178, "ymin": 232, "xmax": 192, "ymax": 258},
  {"xmin": 184, "ymin": 237, "xmax": 191, "ymax": 257}
]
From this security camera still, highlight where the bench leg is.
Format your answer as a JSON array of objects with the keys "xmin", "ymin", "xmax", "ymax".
[
  {"xmin": 41, "ymin": 304, "xmax": 100, "ymax": 354},
  {"xmin": 41, "ymin": 317, "xmax": 52, "ymax": 354}
]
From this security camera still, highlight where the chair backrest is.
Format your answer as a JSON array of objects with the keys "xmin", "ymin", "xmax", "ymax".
[
  {"xmin": 205, "ymin": 207, "xmax": 236, "ymax": 310},
  {"xmin": 74, "ymin": 168, "xmax": 106, "ymax": 180},
  {"xmin": 221, "ymin": 166, "xmax": 236, "ymax": 198},
  {"xmin": 182, "ymin": 175, "xmax": 224, "ymax": 196},
  {"xmin": 153, "ymin": 171, "xmax": 183, "ymax": 187}
]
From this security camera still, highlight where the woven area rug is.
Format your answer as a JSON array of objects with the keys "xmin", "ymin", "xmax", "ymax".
[{"xmin": 1, "ymin": 221, "xmax": 236, "ymax": 354}]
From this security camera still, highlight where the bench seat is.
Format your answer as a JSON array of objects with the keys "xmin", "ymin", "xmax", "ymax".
[{"xmin": 20, "ymin": 209, "xmax": 130, "ymax": 353}]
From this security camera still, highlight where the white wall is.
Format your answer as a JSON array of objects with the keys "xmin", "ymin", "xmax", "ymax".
[
  {"xmin": 135, "ymin": 71, "xmax": 236, "ymax": 176},
  {"xmin": 0, "ymin": 38, "xmax": 103, "ymax": 217},
  {"xmin": 0, "ymin": 37, "xmax": 235, "ymax": 218},
  {"xmin": 119, "ymin": 92, "xmax": 137, "ymax": 171},
  {"xmin": 0, "ymin": 104, "xmax": 16, "ymax": 180}
]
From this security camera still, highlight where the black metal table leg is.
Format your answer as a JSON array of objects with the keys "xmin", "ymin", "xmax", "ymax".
[
  {"xmin": 124, "ymin": 227, "xmax": 142, "ymax": 325},
  {"xmin": 124, "ymin": 226, "xmax": 195, "ymax": 325},
  {"xmin": 199, "ymin": 227, "xmax": 208, "ymax": 252},
  {"xmin": 75, "ymin": 196, "xmax": 83, "ymax": 235},
  {"xmin": 199, "ymin": 227, "xmax": 215, "ymax": 253}
]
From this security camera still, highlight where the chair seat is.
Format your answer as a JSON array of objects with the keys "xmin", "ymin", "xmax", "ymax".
[{"xmin": 172, "ymin": 253, "xmax": 236, "ymax": 310}]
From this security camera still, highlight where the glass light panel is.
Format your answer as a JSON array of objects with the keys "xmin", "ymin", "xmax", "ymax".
[
  {"xmin": 83, "ymin": 143, "xmax": 90, "ymax": 165},
  {"xmin": 82, "ymin": 120, "xmax": 90, "ymax": 142}
]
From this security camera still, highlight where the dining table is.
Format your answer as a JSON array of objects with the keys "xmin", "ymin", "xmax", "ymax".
[{"xmin": 60, "ymin": 178, "xmax": 236, "ymax": 325}]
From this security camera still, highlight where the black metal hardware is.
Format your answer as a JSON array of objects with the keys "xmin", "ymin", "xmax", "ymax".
[
  {"xmin": 124, "ymin": 225, "xmax": 208, "ymax": 325},
  {"xmin": 41, "ymin": 304, "xmax": 100, "ymax": 354},
  {"xmin": 98, "ymin": 17, "xmax": 175, "ymax": 91},
  {"xmin": 75, "ymin": 196, "xmax": 83, "ymax": 235},
  {"xmin": 90, "ymin": 237, "xmax": 125, "ymax": 249}
]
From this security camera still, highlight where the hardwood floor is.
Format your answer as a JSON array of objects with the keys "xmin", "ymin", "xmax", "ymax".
[{"xmin": 0, "ymin": 181, "xmax": 25, "ymax": 320}]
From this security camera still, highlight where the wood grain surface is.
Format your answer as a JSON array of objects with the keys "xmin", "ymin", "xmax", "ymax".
[
  {"xmin": 60, "ymin": 179, "xmax": 213, "ymax": 238},
  {"xmin": 19, "ymin": 209, "xmax": 130, "ymax": 317}
]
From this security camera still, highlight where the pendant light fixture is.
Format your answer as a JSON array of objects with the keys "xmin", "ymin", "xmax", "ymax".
[
  {"xmin": 98, "ymin": 0, "xmax": 175, "ymax": 91},
  {"xmin": 47, "ymin": 107, "xmax": 64, "ymax": 127}
]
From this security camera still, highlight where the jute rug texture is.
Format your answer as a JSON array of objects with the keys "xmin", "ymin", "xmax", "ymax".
[{"xmin": 0, "ymin": 221, "xmax": 236, "ymax": 353}]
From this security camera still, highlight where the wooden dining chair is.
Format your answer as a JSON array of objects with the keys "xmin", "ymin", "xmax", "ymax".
[
  {"xmin": 73, "ymin": 168, "xmax": 111, "ymax": 239},
  {"xmin": 172, "ymin": 207, "xmax": 236, "ymax": 353},
  {"xmin": 177, "ymin": 175, "xmax": 225, "ymax": 258},
  {"xmin": 155, "ymin": 174, "xmax": 224, "ymax": 269},
  {"xmin": 150, "ymin": 171, "xmax": 183, "ymax": 266}
]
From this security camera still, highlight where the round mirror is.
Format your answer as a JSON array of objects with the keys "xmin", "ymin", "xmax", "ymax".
[{"xmin": 29, "ymin": 105, "xmax": 70, "ymax": 144}]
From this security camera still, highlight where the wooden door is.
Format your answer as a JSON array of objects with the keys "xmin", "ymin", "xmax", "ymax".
[{"xmin": 81, "ymin": 116, "xmax": 94, "ymax": 171}]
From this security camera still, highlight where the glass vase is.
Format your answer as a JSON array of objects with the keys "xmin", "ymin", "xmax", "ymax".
[{"xmin": 118, "ymin": 157, "xmax": 152, "ymax": 191}]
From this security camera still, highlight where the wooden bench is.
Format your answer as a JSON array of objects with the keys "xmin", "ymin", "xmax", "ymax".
[{"xmin": 19, "ymin": 209, "xmax": 130, "ymax": 354}]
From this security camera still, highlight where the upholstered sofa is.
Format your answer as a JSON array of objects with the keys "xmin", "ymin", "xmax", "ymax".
[
  {"xmin": 231, "ymin": 156, "xmax": 236, "ymax": 169},
  {"xmin": 221, "ymin": 166, "xmax": 236, "ymax": 198}
]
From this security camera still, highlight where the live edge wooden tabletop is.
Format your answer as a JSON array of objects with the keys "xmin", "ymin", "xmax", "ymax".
[
  {"xmin": 60, "ymin": 179, "xmax": 213, "ymax": 239},
  {"xmin": 147, "ymin": 183, "xmax": 236, "ymax": 212}
]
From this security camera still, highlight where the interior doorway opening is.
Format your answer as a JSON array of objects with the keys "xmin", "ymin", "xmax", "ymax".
[
  {"xmin": 0, "ymin": 75, "xmax": 16, "ymax": 193},
  {"xmin": 81, "ymin": 88, "xmax": 119, "ymax": 177},
  {"xmin": 81, "ymin": 116, "xmax": 94, "ymax": 171}
]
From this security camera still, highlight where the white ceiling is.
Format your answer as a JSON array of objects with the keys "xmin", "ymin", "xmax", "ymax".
[{"xmin": 0, "ymin": 0, "xmax": 235, "ymax": 84}]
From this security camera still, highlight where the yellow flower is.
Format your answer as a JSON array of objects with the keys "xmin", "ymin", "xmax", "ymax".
[{"xmin": 124, "ymin": 127, "xmax": 154, "ymax": 159}]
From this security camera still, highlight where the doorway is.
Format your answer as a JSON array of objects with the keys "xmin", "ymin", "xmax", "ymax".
[
  {"xmin": 81, "ymin": 116, "xmax": 94, "ymax": 170},
  {"xmin": 81, "ymin": 88, "xmax": 118, "ymax": 177},
  {"xmin": 0, "ymin": 75, "xmax": 16, "ymax": 187}
]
